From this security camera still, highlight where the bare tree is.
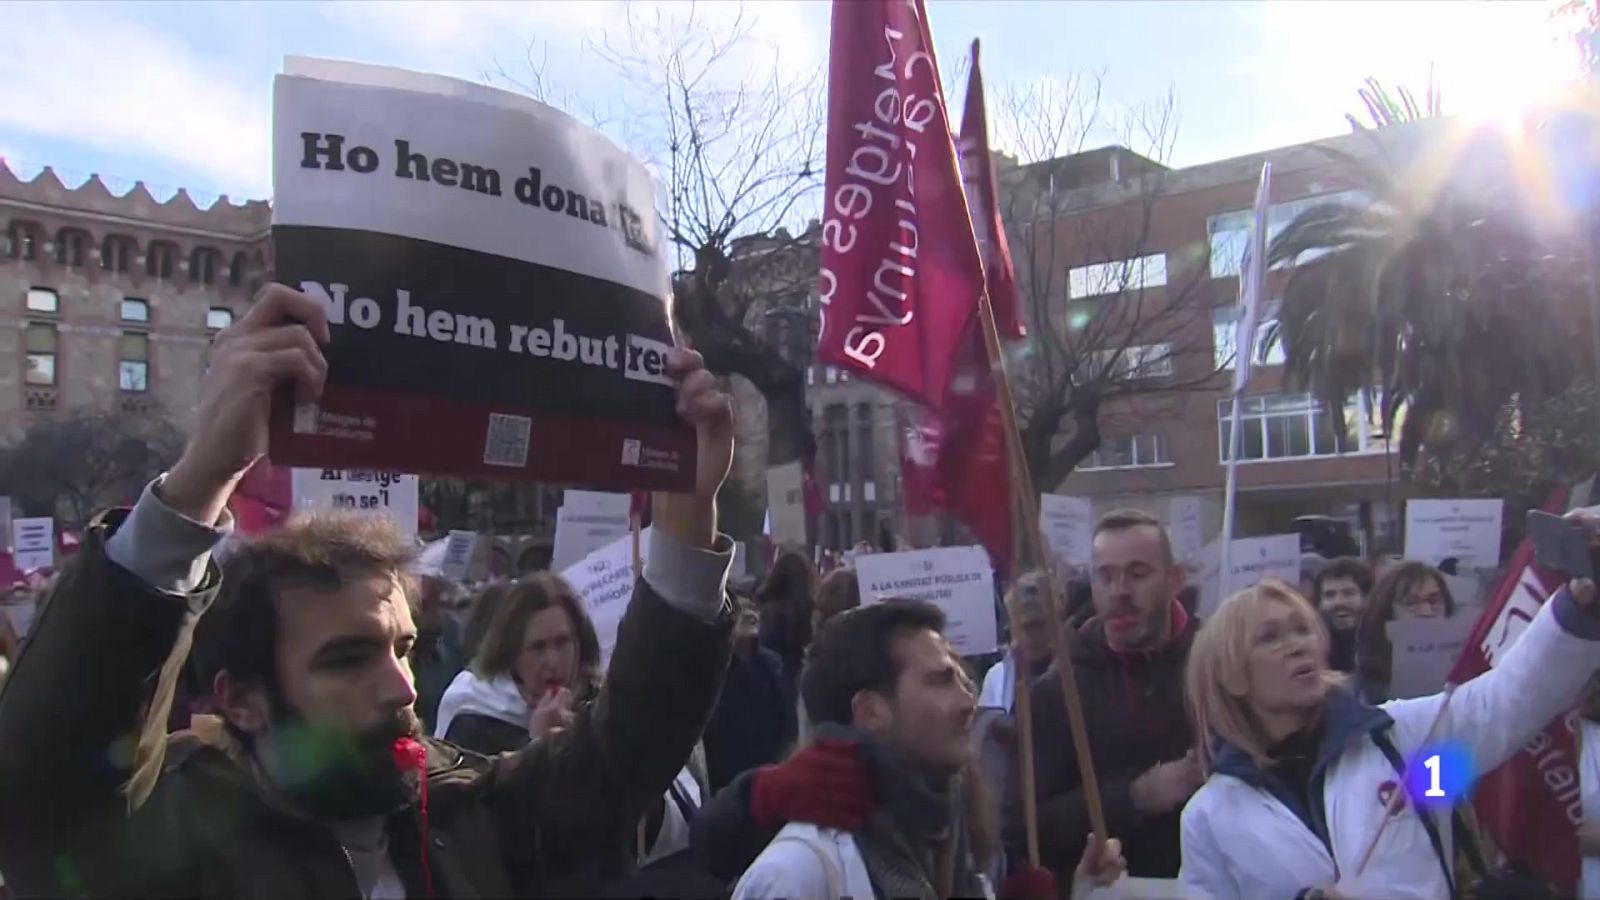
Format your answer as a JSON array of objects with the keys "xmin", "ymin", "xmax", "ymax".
[
  {"xmin": 996, "ymin": 83, "xmax": 1226, "ymax": 490},
  {"xmin": 0, "ymin": 405, "xmax": 184, "ymax": 528},
  {"xmin": 498, "ymin": 3, "xmax": 826, "ymax": 468}
]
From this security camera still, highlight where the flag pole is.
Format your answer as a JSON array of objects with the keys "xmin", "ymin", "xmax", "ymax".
[
  {"xmin": 1219, "ymin": 393, "xmax": 1244, "ymax": 600},
  {"xmin": 1008, "ymin": 586, "xmax": 1044, "ymax": 869},
  {"xmin": 976, "ymin": 287, "xmax": 1110, "ymax": 845}
]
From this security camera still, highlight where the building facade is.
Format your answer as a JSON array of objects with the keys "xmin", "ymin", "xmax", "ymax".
[{"xmin": 0, "ymin": 160, "xmax": 271, "ymax": 437}]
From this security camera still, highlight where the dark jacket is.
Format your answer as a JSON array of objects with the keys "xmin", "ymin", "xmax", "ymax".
[
  {"xmin": 701, "ymin": 642, "xmax": 796, "ymax": 793},
  {"xmin": 0, "ymin": 509, "xmax": 732, "ymax": 899},
  {"xmin": 1022, "ymin": 607, "xmax": 1197, "ymax": 883}
]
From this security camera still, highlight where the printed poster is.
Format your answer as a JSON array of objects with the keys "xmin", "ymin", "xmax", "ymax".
[
  {"xmin": 551, "ymin": 490, "xmax": 630, "ymax": 573},
  {"xmin": 290, "ymin": 468, "xmax": 419, "ymax": 539},
  {"xmin": 1039, "ymin": 494, "xmax": 1093, "ymax": 568},
  {"xmin": 561, "ymin": 527, "xmax": 652, "ymax": 667},
  {"xmin": 854, "ymin": 546, "xmax": 999, "ymax": 656},
  {"xmin": 267, "ymin": 57, "xmax": 693, "ymax": 490},
  {"xmin": 1405, "ymin": 498, "xmax": 1504, "ymax": 570}
]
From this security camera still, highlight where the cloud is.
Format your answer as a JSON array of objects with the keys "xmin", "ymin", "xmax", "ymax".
[{"xmin": 0, "ymin": 6, "xmax": 270, "ymax": 198}]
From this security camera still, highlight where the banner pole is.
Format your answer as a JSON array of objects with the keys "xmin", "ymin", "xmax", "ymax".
[
  {"xmin": 1008, "ymin": 587, "xmax": 1043, "ymax": 869},
  {"xmin": 976, "ymin": 288, "xmax": 1110, "ymax": 844},
  {"xmin": 1219, "ymin": 393, "xmax": 1245, "ymax": 608}
]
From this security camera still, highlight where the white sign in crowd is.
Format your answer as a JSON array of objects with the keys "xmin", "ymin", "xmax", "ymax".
[
  {"xmin": 1404, "ymin": 498, "xmax": 1505, "ymax": 570},
  {"xmin": 854, "ymin": 546, "xmax": 999, "ymax": 657},
  {"xmin": 11, "ymin": 517, "xmax": 53, "ymax": 573},
  {"xmin": 550, "ymin": 490, "xmax": 631, "ymax": 573},
  {"xmin": 290, "ymin": 468, "xmax": 420, "ymax": 539},
  {"xmin": 561, "ymin": 527, "xmax": 652, "ymax": 666},
  {"xmin": 1387, "ymin": 614, "xmax": 1476, "ymax": 700},
  {"xmin": 1039, "ymin": 494, "xmax": 1094, "ymax": 569}
]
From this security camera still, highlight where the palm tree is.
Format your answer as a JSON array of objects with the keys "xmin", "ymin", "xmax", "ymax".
[{"xmin": 1266, "ymin": 109, "xmax": 1595, "ymax": 469}]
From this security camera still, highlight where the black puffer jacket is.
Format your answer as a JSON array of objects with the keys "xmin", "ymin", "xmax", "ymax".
[{"xmin": 1019, "ymin": 606, "xmax": 1196, "ymax": 883}]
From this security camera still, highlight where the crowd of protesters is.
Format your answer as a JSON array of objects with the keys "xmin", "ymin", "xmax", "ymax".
[{"xmin": 4, "ymin": 282, "xmax": 1600, "ymax": 900}]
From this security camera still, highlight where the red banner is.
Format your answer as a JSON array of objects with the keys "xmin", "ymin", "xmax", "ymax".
[
  {"xmin": 815, "ymin": 0, "xmax": 984, "ymax": 410},
  {"xmin": 957, "ymin": 39, "xmax": 1024, "ymax": 342},
  {"xmin": 1448, "ymin": 487, "xmax": 1578, "ymax": 894}
]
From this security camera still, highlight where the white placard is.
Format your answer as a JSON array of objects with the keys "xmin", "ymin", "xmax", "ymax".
[
  {"xmin": 1040, "ymin": 494, "xmax": 1094, "ymax": 568},
  {"xmin": 854, "ymin": 546, "xmax": 998, "ymax": 656},
  {"xmin": 439, "ymin": 530, "xmax": 477, "ymax": 581},
  {"xmin": 1201, "ymin": 533, "xmax": 1301, "ymax": 617},
  {"xmin": 291, "ymin": 468, "xmax": 419, "ymax": 538},
  {"xmin": 551, "ymin": 490, "xmax": 630, "ymax": 572},
  {"xmin": 1404, "ymin": 498, "xmax": 1504, "ymax": 570},
  {"xmin": 12, "ymin": 517, "xmax": 53, "ymax": 572},
  {"xmin": 766, "ymin": 462, "xmax": 807, "ymax": 548},
  {"xmin": 560, "ymin": 527, "xmax": 652, "ymax": 666},
  {"xmin": 1387, "ymin": 614, "xmax": 1476, "ymax": 700},
  {"xmin": 1169, "ymin": 495, "xmax": 1205, "ymax": 565}
]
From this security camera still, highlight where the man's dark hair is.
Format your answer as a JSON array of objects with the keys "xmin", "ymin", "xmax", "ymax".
[
  {"xmin": 1312, "ymin": 556, "xmax": 1375, "ymax": 605},
  {"xmin": 800, "ymin": 600, "xmax": 946, "ymax": 727},
  {"xmin": 190, "ymin": 512, "xmax": 419, "ymax": 723},
  {"xmin": 1093, "ymin": 508, "xmax": 1174, "ymax": 564}
]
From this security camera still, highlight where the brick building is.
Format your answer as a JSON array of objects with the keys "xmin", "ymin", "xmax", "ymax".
[{"xmin": 0, "ymin": 159, "xmax": 271, "ymax": 436}]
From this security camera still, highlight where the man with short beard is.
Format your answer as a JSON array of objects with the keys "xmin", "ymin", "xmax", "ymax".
[{"xmin": 0, "ymin": 284, "xmax": 738, "ymax": 899}]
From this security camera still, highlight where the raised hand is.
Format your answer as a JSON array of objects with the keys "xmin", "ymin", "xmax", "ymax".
[{"xmin": 652, "ymin": 348, "xmax": 734, "ymax": 550}]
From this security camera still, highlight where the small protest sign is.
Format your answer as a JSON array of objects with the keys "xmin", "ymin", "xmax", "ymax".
[
  {"xmin": 1405, "ymin": 499, "xmax": 1504, "ymax": 570},
  {"xmin": 439, "ymin": 530, "xmax": 476, "ymax": 582},
  {"xmin": 290, "ymin": 468, "xmax": 419, "ymax": 539},
  {"xmin": 267, "ymin": 57, "xmax": 692, "ymax": 491},
  {"xmin": 1168, "ymin": 495, "xmax": 1205, "ymax": 565},
  {"xmin": 12, "ymin": 517, "xmax": 53, "ymax": 572},
  {"xmin": 1387, "ymin": 614, "xmax": 1476, "ymax": 700},
  {"xmin": 854, "ymin": 546, "xmax": 998, "ymax": 656},
  {"xmin": 765, "ymin": 462, "xmax": 807, "ymax": 548},
  {"xmin": 551, "ymin": 490, "xmax": 630, "ymax": 573},
  {"xmin": 1199, "ymin": 533, "xmax": 1301, "ymax": 618},
  {"xmin": 1039, "ymin": 494, "xmax": 1093, "ymax": 568},
  {"xmin": 561, "ymin": 527, "xmax": 652, "ymax": 666}
]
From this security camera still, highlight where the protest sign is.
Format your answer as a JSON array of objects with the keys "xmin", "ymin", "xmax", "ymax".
[
  {"xmin": 267, "ymin": 57, "xmax": 692, "ymax": 491},
  {"xmin": 1168, "ymin": 495, "xmax": 1205, "ymax": 565},
  {"xmin": 439, "ymin": 530, "xmax": 476, "ymax": 581},
  {"xmin": 854, "ymin": 546, "xmax": 998, "ymax": 656},
  {"xmin": 1199, "ymin": 533, "xmax": 1300, "ymax": 617},
  {"xmin": 12, "ymin": 517, "xmax": 53, "ymax": 572},
  {"xmin": 290, "ymin": 468, "xmax": 419, "ymax": 539},
  {"xmin": 1039, "ymin": 494, "xmax": 1093, "ymax": 568},
  {"xmin": 1387, "ymin": 614, "xmax": 1476, "ymax": 700},
  {"xmin": 561, "ymin": 527, "xmax": 652, "ymax": 666},
  {"xmin": 551, "ymin": 490, "xmax": 630, "ymax": 572},
  {"xmin": 765, "ymin": 462, "xmax": 807, "ymax": 548},
  {"xmin": 1404, "ymin": 498, "xmax": 1504, "ymax": 569}
]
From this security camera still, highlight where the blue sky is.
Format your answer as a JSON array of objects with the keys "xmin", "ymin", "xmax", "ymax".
[{"xmin": 0, "ymin": 0, "xmax": 1582, "ymax": 205}]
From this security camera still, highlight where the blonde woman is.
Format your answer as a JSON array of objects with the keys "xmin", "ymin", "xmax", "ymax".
[{"xmin": 1180, "ymin": 571, "xmax": 1600, "ymax": 900}]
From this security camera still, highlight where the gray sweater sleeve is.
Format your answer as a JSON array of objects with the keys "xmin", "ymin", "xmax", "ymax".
[{"xmin": 103, "ymin": 477, "xmax": 232, "ymax": 594}]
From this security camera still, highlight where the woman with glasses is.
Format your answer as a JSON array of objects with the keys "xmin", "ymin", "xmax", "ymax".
[{"xmin": 1355, "ymin": 562, "xmax": 1456, "ymax": 704}]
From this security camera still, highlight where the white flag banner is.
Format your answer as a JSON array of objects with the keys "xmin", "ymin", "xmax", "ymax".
[
  {"xmin": 12, "ymin": 517, "xmax": 53, "ymax": 572},
  {"xmin": 1039, "ymin": 494, "xmax": 1094, "ymax": 568},
  {"xmin": 291, "ymin": 468, "xmax": 419, "ymax": 539},
  {"xmin": 766, "ymin": 462, "xmax": 807, "ymax": 548},
  {"xmin": 1233, "ymin": 161, "xmax": 1272, "ymax": 395},
  {"xmin": 1404, "ymin": 498, "xmax": 1504, "ymax": 570},
  {"xmin": 854, "ymin": 546, "xmax": 998, "ymax": 656},
  {"xmin": 551, "ymin": 490, "xmax": 630, "ymax": 572},
  {"xmin": 560, "ymin": 527, "xmax": 652, "ymax": 666}
]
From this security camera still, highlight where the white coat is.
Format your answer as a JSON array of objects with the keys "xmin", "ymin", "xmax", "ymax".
[
  {"xmin": 1180, "ymin": 589, "xmax": 1600, "ymax": 900},
  {"xmin": 730, "ymin": 823, "xmax": 876, "ymax": 900}
]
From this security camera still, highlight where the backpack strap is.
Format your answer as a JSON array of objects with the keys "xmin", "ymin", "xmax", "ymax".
[
  {"xmin": 1371, "ymin": 728, "xmax": 1459, "ymax": 896},
  {"xmin": 767, "ymin": 831, "xmax": 845, "ymax": 899}
]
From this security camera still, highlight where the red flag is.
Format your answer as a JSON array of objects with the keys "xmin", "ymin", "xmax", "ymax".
[
  {"xmin": 1447, "ymin": 487, "xmax": 1578, "ymax": 894},
  {"xmin": 815, "ymin": 0, "xmax": 984, "ymax": 410},
  {"xmin": 957, "ymin": 39, "xmax": 1024, "ymax": 341}
]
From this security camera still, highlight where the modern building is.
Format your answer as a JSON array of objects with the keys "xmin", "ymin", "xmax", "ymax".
[{"xmin": 0, "ymin": 160, "xmax": 271, "ymax": 436}]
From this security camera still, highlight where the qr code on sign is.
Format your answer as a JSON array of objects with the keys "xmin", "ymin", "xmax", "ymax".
[{"xmin": 484, "ymin": 413, "xmax": 531, "ymax": 468}]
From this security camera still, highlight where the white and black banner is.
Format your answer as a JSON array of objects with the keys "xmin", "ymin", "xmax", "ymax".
[{"xmin": 268, "ymin": 57, "xmax": 693, "ymax": 490}]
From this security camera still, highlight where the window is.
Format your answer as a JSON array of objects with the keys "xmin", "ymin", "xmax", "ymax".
[
  {"xmin": 1068, "ymin": 253, "xmax": 1167, "ymax": 300},
  {"xmin": 119, "ymin": 333, "xmax": 149, "ymax": 393},
  {"xmin": 25, "ymin": 288, "xmax": 58, "ymax": 314},
  {"xmin": 806, "ymin": 367, "xmax": 815, "ymax": 386},
  {"xmin": 864, "ymin": 481, "xmax": 877, "ymax": 502},
  {"xmin": 207, "ymin": 307, "xmax": 233, "ymax": 331},
  {"xmin": 146, "ymin": 241, "xmax": 176, "ymax": 279},
  {"xmin": 823, "ymin": 404, "xmax": 851, "ymax": 490},
  {"xmin": 856, "ymin": 404, "xmax": 875, "ymax": 485},
  {"xmin": 228, "ymin": 252, "xmax": 248, "ymax": 288},
  {"xmin": 25, "ymin": 323, "xmax": 57, "ymax": 386},
  {"xmin": 190, "ymin": 247, "xmax": 219, "ymax": 285},
  {"xmin": 1084, "ymin": 343, "xmax": 1174, "ymax": 381},
  {"xmin": 1081, "ymin": 433, "xmax": 1172, "ymax": 470},
  {"xmin": 101, "ymin": 235, "xmax": 135, "ymax": 273},
  {"xmin": 1212, "ymin": 303, "xmax": 1286, "ymax": 370},
  {"xmin": 1207, "ymin": 190, "xmax": 1366, "ymax": 279},
  {"xmin": 1217, "ymin": 391, "xmax": 1391, "ymax": 462},
  {"xmin": 55, "ymin": 228, "xmax": 87, "ymax": 268},
  {"xmin": 826, "ymin": 367, "xmax": 839, "ymax": 384},
  {"xmin": 121, "ymin": 297, "xmax": 150, "ymax": 323},
  {"xmin": 6, "ymin": 222, "xmax": 39, "ymax": 261}
]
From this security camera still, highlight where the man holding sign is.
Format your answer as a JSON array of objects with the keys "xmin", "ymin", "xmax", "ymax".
[{"xmin": 0, "ymin": 282, "xmax": 739, "ymax": 899}]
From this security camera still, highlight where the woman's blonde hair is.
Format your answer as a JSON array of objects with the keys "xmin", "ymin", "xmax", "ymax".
[{"xmin": 1186, "ymin": 578, "xmax": 1343, "ymax": 772}]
